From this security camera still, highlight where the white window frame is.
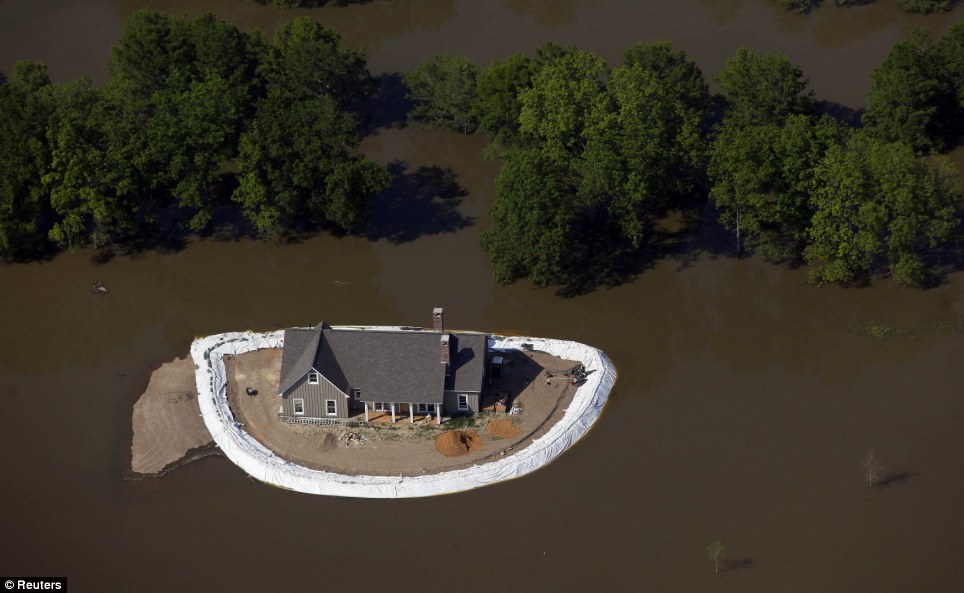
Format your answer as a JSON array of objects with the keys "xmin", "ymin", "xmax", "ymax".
[
  {"xmin": 374, "ymin": 402, "xmax": 387, "ymax": 412},
  {"xmin": 293, "ymin": 399, "xmax": 305, "ymax": 416},
  {"xmin": 457, "ymin": 394, "xmax": 469, "ymax": 411},
  {"xmin": 352, "ymin": 388, "xmax": 362, "ymax": 400},
  {"xmin": 307, "ymin": 372, "xmax": 320, "ymax": 385},
  {"xmin": 325, "ymin": 399, "xmax": 336, "ymax": 416},
  {"xmin": 417, "ymin": 403, "xmax": 431, "ymax": 413}
]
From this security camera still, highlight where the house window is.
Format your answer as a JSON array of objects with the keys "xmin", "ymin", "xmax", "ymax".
[
  {"xmin": 417, "ymin": 403, "xmax": 430, "ymax": 413},
  {"xmin": 308, "ymin": 372, "xmax": 320, "ymax": 385},
  {"xmin": 352, "ymin": 389, "xmax": 362, "ymax": 400},
  {"xmin": 326, "ymin": 400, "xmax": 336, "ymax": 416},
  {"xmin": 374, "ymin": 402, "xmax": 387, "ymax": 412},
  {"xmin": 458, "ymin": 394, "xmax": 469, "ymax": 411},
  {"xmin": 293, "ymin": 399, "xmax": 305, "ymax": 415}
]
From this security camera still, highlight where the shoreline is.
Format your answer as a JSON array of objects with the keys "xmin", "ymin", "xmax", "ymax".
[{"xmin": 192, "ymin": 328, "xmax": 616, "ymax": 498}]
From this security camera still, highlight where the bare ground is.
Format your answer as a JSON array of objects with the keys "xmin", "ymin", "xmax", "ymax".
[
  {"xmin": 224, "ymin": 347, "xmax": 579, "ymax": 477},
  {"xmin": 131, "ymin": 356, "xmax": 213, "ymax": 474}
]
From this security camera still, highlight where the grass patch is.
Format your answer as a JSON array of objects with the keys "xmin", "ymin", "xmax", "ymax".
[
  {"xmin": 444, "ymin": 415, "xmax": 478, "ymax": 430},
  {"xmin": 863, "ymin": 320, "xmax": 895, "ymax": 340},
  {"xmin": 860, "ymin": 318, "xmax": 963, "ymax": 341}
]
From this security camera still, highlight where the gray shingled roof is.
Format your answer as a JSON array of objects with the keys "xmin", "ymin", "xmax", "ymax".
[
  {"xmin": 278, "ymin": 325, "xmax": 322, "ymax": 395},
  {"xmin": 278, "ymin": 326, "xmax": 487, "ymax": 404},
  {"xmin": 445, "ymin": 333, "xmax": 487, "ymax": 392}
]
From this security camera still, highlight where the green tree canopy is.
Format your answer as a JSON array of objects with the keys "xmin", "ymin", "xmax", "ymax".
[
  {"xmin": 709, "ymin": 114, "xmax": 845, "ymax": 254},
  {"xmin": 233, "ymin": 94, "xmax": 389, "ymax": 237},
  {"xmin": 621, "ymin": 41, "xmax": 711, "ymax": 116},
  {"xmin": 43, "ymin": 79, "xmax": 139, "ymax": 249},
  {"xmin": 473, "ymin": 52, "xmax": 540, "ymax": 145},
  {"xmin": 582, "ymin": 52, "xmax": 710, "ymax": 246},
  {"xmin": 404, "ymin": 54, "xmax": 481, "ymax": 133},
  {"xmin": 518, "ymin": 46, "xmax": 609, "ymax": 166},
  {"xmin": 0, "ymin": 62, "xmax": 54, "ymax": 259},
  {"xmin": 938, "ymin": 22, "xmax": 964, "ymax": 120},
  {"xmin": 261, "ymin": 17, "xmax": 373, "ymax": 109},
  {"xmin": 863, "ymin": 28, "xmax": 958, "ymax": 153},
  {"xmin": 805, "ymin": 132, "xmax": 961, "ymax": 285},
  {"xmin": 480, "ymin": 149, "xmax": 575, "ymax": 285},
  {"xmin": 716, "ymin": 48, "xmax": 814, "ymax": 126}
]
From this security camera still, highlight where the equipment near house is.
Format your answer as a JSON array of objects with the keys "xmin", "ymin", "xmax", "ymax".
[
  {"xmin": 564, "ymin": 363, "xmax": 588, "ymax": 386},
  {"xmin": 246, "ymin": 387, "xmax": 258, "ymax": 396}
]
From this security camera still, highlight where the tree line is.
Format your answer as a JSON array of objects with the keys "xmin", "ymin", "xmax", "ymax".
[
  {"xmin": 404, "ymin": 23, "xmax": 964, "ymax": 287},
  {"xmin": 772, "ymin": 0, "xmax": 957, "ymax": 14},
  {"xmin": 0, "ymin": 10, "xmax": 389, "ymax": 258}
]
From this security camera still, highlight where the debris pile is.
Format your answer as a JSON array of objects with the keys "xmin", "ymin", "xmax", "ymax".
[{"xmin": 338, "ymin": 430, "xmax": 367, "ymax": 447}]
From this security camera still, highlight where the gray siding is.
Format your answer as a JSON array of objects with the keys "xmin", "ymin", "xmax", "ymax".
[
  {"xmin": 282, "ymin": 371, "xmax": 348, "ymax": 419},
  {"xmin": 443, "ymin": 390, "xmax": 479, "ymax": 416}
]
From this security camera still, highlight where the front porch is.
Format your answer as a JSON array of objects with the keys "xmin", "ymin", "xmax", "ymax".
[{"xmin": 357, "ymin": 401, "xmax": 444, "ymax": 425}]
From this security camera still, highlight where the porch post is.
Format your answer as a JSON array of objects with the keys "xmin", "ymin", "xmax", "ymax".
[
  {"xmin": 436, "ymin": 403, "xmax": 442, "ymax": 425},
  {"xmin": 391, "ymin": 403, "xmax": 396, "ymax": 423},
  {"xmin": 364, "ymin": 402, "xmax": 369, "ymax": 423},
  {"xmin": 409, "ymin": 404, "xmax": 414, "ymax": 424}
]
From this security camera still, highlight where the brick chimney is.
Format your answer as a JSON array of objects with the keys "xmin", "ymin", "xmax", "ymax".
[
  {"xmin": 432, "ymin": 307, "xmax": 444, "ymax": 333},
  {"xmin": 440, "ymin": 334, "xmax": 451, "ymax": 374}
]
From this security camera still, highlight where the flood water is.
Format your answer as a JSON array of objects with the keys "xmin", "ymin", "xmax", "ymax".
[{"xmin": 1, "ymin": 1, "xmax": 963, "ymax": 592}]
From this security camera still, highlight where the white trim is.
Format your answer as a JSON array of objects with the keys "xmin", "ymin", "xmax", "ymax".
[
  {"xmin": 457, "ymin": 394, "xmax": 469, "ymax": 411},
  {"xmin": 307, "ymin": 372, "xmax": 320, "ymax": 385},
  {"xmin": 293, "ymin": 398, "xmax": 305, "ymax": 415},
  {"xmin": 325, "ymin": 399, "xmax": 336, "ymax": 416},
  {"xmin": 374, "ymin": 402, "xmax": 387, "ymax": 412}
]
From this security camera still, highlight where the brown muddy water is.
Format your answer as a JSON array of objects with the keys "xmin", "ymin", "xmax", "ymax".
[{"xmin": 1, "ymin": 1, "xmax": 964, "ymax": 592}]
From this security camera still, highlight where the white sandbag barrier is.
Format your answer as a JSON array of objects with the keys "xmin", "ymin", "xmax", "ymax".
[{"xmin": 191, "ymin": 327, "xmax": 616, "ymax": 498}]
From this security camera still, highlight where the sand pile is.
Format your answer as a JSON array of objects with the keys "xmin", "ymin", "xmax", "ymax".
[
  {"xmin": 435, "ymin": 430, "xmax": 482, "ymax": 457},
  {"xmin": 486, "ymin": 419, "xmax": 522, "ymax": 439},
  {"xmin": 131, "ymin": 356, "xmax": 213, "ymax": 474}
]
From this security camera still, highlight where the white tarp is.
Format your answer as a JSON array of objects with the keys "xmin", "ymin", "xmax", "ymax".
[{"xmin": 191, "ymin": 327, "xmax": 616, "ymax": 498}]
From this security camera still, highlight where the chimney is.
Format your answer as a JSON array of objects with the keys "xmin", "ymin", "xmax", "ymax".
[
  {"xmin": 432, "ymin": 307, "xmax": 444, "ymax": 333},
  {"xmin": 440, "ymin": 334, "xmax": 451, "ymax": 374}
]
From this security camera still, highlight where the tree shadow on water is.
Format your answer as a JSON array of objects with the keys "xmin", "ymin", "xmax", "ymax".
[
  {"xmin": 875, "ymin": 470, "xmax": 915, "ymax": 489},
  {"xmin": 366, "ymin": 161, "xmax": 474, "ymax": 244},
  {"xmin": 358, "ymin": 73, "xmax": 412, "ymax": 134},
  {"xmin": 722, "ymin": 557, "xmax": 756, "ymax": 573}
]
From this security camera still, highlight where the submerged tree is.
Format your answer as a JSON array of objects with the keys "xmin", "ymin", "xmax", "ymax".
[
  {"xmin": 805, "ymin": 131, "xmax": 961, "ymax": 285},
  {"xmin": 473, "ymin": 52, "xmax": 541, "ymax": 145},
  {"xmin": 233, "ymin": 94, "xmax": 389, "ymax": 237},
  {"xmin": 863, "ymin": 28, "xmax": 958, "ymax": 153},
  {"xmin": 863, "ymin": 449, "xmax": 885, "ymax": 487},
  {"xmin": 706, "ymin": 538, "xmax": 726, "ymax": 574},
  {"xmin": 404, "ymin": 54, "xmax": 481, "ymax": 133},
  {"xmin": 708, "ymin": 114, "xmax": 845, "ymax": 254},
  {"xmin": 0, "ymin": 61, "xmax": 54, "ymax": 259},
  {"xmin": 716, "ymin": 48, "xmax": 814, "ymax": 127},
  {"xmin": 582, "ymin": 48, "xmax": 710, "ymax": 247},
  {"xmin": 261, "ymin": 17, "xmax": 373, "ymax": 109},
  {"xmin": 480, "ymin": 149, "xmax": 576, "ymax": 285}
]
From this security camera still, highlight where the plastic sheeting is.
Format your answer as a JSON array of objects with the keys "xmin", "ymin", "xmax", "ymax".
[{"xmin": 191, "ymin": 327, "xmax": 616, "ymax": 498}]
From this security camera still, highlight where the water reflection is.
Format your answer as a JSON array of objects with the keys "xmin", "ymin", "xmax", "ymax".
[
  {"xmin": 698, "ymin": 0, "xmax": 744, "ymax": 26},
  {"xmin": 503, "ymin": 0, "xmax": 599, "ymax": 28}
]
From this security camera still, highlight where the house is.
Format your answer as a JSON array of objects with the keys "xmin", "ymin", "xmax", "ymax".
[{"xmin": 277, "ymin": 308, "xmax": 487, "ymax": 425}]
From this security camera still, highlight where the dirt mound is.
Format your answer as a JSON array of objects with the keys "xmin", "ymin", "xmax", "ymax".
[
  {"xmin": 322, "ymin": 433, "xmax": 337, "ymax": 450},
  {"xmin": 435, "ymin": 430, "xmax": 482, "ymax": 457},
  {"xmin": 486, "ymin": 419, "xmax": 522, "ymax": 439}
]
